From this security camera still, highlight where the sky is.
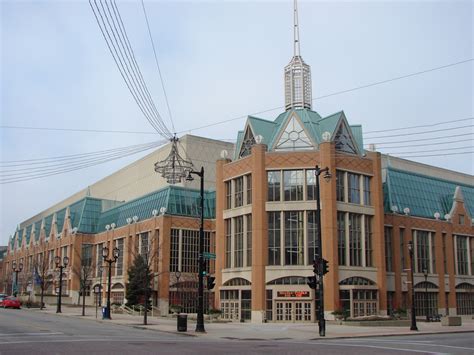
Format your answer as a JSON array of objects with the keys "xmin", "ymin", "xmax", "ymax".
[{"xmin": 1, "ymin": 0, "xmax": 473, "ymax": 245}]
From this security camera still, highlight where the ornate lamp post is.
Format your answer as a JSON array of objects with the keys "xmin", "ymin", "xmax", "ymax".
[
  {"xmin": 12, "ymin": 261, "xmax": 23, "ymax": 297},
  {"xmin": 186, "ymin": 166, "xmax": 206, "ymax": 333},
  {"xmin": 314, "ymin": 165, "xmax": 331, "ymax": 337},
  {"xmin": 102, "ymin": 245, "xmax": 120, "ymax": 320},
  {"xmin": 423, "ymin": 266, "xmax": 429, "ymax": 322},
  {"xmin": 55, "ymin": 255, "xmax": 69, "ymax": 313},
  {"xmin": 408, "ymin": 241, "xmax": 418, "ymax": 331}
]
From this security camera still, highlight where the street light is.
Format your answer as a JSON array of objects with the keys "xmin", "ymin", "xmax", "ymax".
[
  {"xmin": 55, "ymin": 255, "xmax": 69, "ymax": 313},
  {"xmin": 314, "ymin": 165, "xmax": 331, "ymax": 337},
  {"xmin": 185, "ymin": 166, "xmax": 206, "ymax": 333},
  {"xmin": 102, "ymin": 246, "xmax": 120, "ymax": 320},
  {"xmin": 12, "ymin": 261, "xmax": 23, "ymax": 297},
  {"xmin": 407, "ymin": 240, "xmax": 418, "ymax": 331},
  {"xmin": 423, "ymin": 266, "xmax": 429, "ymax": 322}
]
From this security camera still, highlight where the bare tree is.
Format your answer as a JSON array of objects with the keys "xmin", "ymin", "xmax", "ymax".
[
  {"xmin": 32, "ymin": 242, "xmax": 52, "ymax": 310},
  {"xmin": 72, "ymin": 243, "xmax": 95, "ymax": 316}
]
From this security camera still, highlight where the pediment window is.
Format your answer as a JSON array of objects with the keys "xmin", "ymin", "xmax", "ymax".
[
  {"xmin": 334, "ymin": 122, "xmax": 358, "ymax": 154},
  {"xmin": 275, "ymin": 115, "xmax": 313, "ymax": 151},
  {"xmin": 239, "ymin": 126, "xmax": 255, "ymax": 158}
]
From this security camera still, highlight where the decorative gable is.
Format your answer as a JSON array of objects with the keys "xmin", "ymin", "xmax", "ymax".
[
  {"xmin": 274, "ymin": 113, "xmax": 313, "ymax": 151},
  {"xmin": 334, "ymin": 120, "xmax": 359, "ymax": 155},
  {"xmin": 239, "ymin": 125, "xmax": 256, "ymax": 158}
]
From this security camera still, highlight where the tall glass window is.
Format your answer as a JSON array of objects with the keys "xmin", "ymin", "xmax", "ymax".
[
  {"xmin": 170, "ymin": 229, "xmax": 180, "ymax": 272},
  {"xmin": 283, "ymin": 170, "xmax": 304, "ymax": 201},
  {"xmin": 268, "ymin": 212, "xmax": 281, "ymax": 265},
  {"xmin": 306, "ymin": 169, "xmax": 316, "ymax": 200},
  {"xmin": 246, "ymin": 174, "xmax": 252, "ymax": 205},
  {"xmin": 416, "ymin": 230, "xmax": 430, "ymax": 273},
  {"xmin": 115, "ymin": 239, "xmax": 124, "ymax": 276},
  {"xmin": 363, "ymin": 176, "xmax": 371, "ymax": 205},
  {"xmin": 349, "ymin": 213, "xmax": 362, "ymax": 266},
  {"xmin": 234, "ymin": 216, "xmax": 244, "ymax": 267},
  {"xmin": 348, "ymin": 173, "xmax": 360, "ymax": 204},
  {"xmin": 246, "ymin": 214, "xmax": 252, "ymax": 267},
  {"xmin": 96, "ymin": 243, "xmax": 103, "ymax": 277},
  {"xmin": 442, "ymin": 233, "xmax": 447, "ymax": 275},
  {"xmin": 140, "ymin": 232, "xmax": 149, "ymax": 257},
  {"xmin": 399, "ymin": 228, "xmax": 405, "ymax": 272},
  {"xmin": 456, "ymin": 236, "xmax": 468, "ymax": 275},
  {"xmin": 307, "ymin": 211, "xmax": 318, "ymax": 264},
  {"xmin": 225, "ymin": 219, "xmax": 231, "ymax": 268},
  {"xmin": 336, "ymin": 170, "xmax": 345, "ymax": 202},
  {"xmin": 385, "ymin": 226, "xmax": 393, "ymax": 272},
  {"xmin": 337, "ymin": 212, "xmax": 346, "ymax": 266},
  {"xmin": 225, "ymin": 181, "xmax": 232, "ymax": 209},
  {"xmin": 365, "ymin": 216, "xmax": 373, "ymax": 267},
  {"xmin": 234, "ymin": 176, "xmax": 244, "ymax": 207},
  {"xmin": 267, "ymin": 171, "xmax": 281, "ymax": 202},
  {"xmin": 284, "ymin": 211, "xmax": 304, "ymax": 265},
  {"xmin": 431, "ymin": 234, "xmax": 436, "ymax": 274}
]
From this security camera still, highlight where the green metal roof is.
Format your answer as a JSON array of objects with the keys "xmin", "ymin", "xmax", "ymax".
[
  {"xmin": 236, "ymin": 108, "xmax": 363, "ymax": 157},
  {"xmin": 384, "ymin": 168, "xmax": 474, "ymax": 219},
  {"xmin": 97, "ymin": 186, "xmax": 215, "ymax": 232}
]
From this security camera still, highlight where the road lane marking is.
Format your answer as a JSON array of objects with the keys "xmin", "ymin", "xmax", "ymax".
[
  {"xmin": 0, "ymin": 332, "xmax": 64, "ymax": 337},
  {"xmin": 343, "ymin": 338, "xmax": 474, "ymax": 351},
  {"xmin": 322, "ymin": 341, "xmax": 448, "ymax": 354}
]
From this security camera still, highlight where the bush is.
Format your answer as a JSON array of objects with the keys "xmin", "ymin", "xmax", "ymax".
[
  {"xmin": 332, "ymin": 308, "xmax": 350, "ymax": 320},
  {"xmin": 209, "ymin": 308, "xmax": 222, "ymax": 315}
]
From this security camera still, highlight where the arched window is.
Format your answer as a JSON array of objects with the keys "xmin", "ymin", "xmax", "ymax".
[
  {"xmin": 339, "ymin": 277, "xmax": 376, "ymax": 286},
  {"xmin": 456, "ymin": 283, "xmax": 474, "ymax": 290},
  {"xmin": 414, "ymin": 281, "xmax": 437, "ymax": 289},
  {"xmin": 112, "ymin": 283, "xmax": 124, "ymax": 290},
  {"xmin": 267, "ymin": 276, "xmax": 307, "ymax": 285},
  {"xmin": 223, "ymin": 278, "xmax": 251, "ymax": 286}
]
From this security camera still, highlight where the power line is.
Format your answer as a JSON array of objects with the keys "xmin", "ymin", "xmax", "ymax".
[
  {"xmin": 365, "ymin": 132, "xmax": 473, "ymax": 146},
  {"xmin": 392, "ymin": 151, "xmax": 473, "ymax": 158},
  {"xmin": 89, "ymin": 0, "xmax": 172, "ymax": 138},
  {"xmin": 0, "ymin": 141, "xmax": 165, "ymax": 184},
  {"xmin": 177, "ymin": 58, "xmax": 473, "ymax": 134},
  {"xmin": 366, "ymin": 124, "xmax": 473, "ymax": 140},
  {"xmin": 385, "ymin": 146, "xmax": 473, "ymax": 155},
  {"xmin": 0, "ymin": 125, "xmax": 158, "ymax": 135},
  {"xmin": 141, "ymin": 0, "xmax": 176, "ymax": 134},
  {"xmin": 1, "ymin": 141, "xmax": 163, "ymax": 167},
  {"xmin": 364, "ymin": 117, "xmax": 473, "ymax": 134},
  {"xmin": 373, "ymin": 138, "xmax": 473, "ymax": 150}
]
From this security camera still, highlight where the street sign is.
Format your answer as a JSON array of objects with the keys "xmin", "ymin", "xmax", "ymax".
[{"xmin": 203, "ymin": 252, "xmax": 216, "ymax": 260}]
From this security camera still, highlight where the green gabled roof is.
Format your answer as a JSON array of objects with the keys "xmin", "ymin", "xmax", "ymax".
[
  {"xmin": 16, "ymin": 228, "xmax": 23, "ymax": 247},
  {"xmin": 234, "ymin": 130, "xmax": 244, "ymax": 160},
  {"xmin": 384, "ymin": 167, "xmax": 474, "ymax": 219},
  {"xmin": 235, "ymin": 108, "xmax": 364, "ymax": 157},
  {"xmin": 25, "ymin": 224, "xmax": 33, "ymax": 245},
  {"xmin": 55, "ymin": 208, "xmax": 67, "ymax": 234},
  {"xmin": 44, "ymin": 214, "xmax": 53, "ymax": 238},
  {"xmin": 350, "ymin": 125, "xmax": 364, "ymax": 153},
  {"xmin": 97, "ymin": 186, "xmax": 215, "ymax": 232},
  {"xmin": 248, "ymin": 116, "xmax": 278, "ymax": 145},
  {"xmin": 34, "ymin": 221, "xmax": 42, "ymax": 241},
  {"xmin": 76, "ymin": 198, "xmax": 104, "ymax": 234}
]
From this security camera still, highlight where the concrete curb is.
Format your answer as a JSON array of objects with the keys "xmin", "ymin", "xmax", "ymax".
[{"xmin": 306, "ymin": 329, "xmax": 474, "ymax": 341}]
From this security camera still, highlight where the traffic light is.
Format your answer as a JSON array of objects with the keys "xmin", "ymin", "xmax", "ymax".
[
  {"xmin": 313, "ymin": 258, "xmax": 320, "ymax": 274},
  {"xmin": 207, "ymin": 275, "xmax": 216, "ymax": 290},
  {"xmin": 307, "ymin": 276, "xmax": 317, "ymax": 289},
  {"xmin": 201, "ymin": 270, "xmax": 207, "ymax": 277},
  {"xmin": 322, "ymin": 259, "xmax": 329, "ymax": 275}
]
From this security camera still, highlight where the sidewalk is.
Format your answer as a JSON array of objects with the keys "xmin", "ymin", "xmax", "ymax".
[{"xmin": 32, "ymin": 306, "xmax": 474, "ymax": 341}]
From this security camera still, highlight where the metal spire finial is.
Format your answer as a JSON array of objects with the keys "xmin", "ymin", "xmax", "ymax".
[{"xmin": 294, "ymin": 0, "xmax": 301, "ymax": 57}]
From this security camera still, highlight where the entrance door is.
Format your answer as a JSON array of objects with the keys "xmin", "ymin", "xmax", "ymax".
[{"xmin": 276, "ymin": 301, "xmax": 312, "ymax": 322}]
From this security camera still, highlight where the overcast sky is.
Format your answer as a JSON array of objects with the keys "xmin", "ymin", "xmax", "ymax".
[{"xmin": 1, "ymin": 0, "xmax": 473, "ymax": 245}]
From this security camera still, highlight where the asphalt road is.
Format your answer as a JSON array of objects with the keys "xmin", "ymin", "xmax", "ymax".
[{"xmin": 0, "ymin": 308, "xmax": 473, "ymax": 354}]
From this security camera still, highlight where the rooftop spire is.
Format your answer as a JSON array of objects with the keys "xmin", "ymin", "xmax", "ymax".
[
  {"xmin": 293, "ymin": 0, "xmax": 300, "ymax": 56},
  {"xmin": 284, "ymin": 0, "xmax": 312, "ymax": 111}
]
